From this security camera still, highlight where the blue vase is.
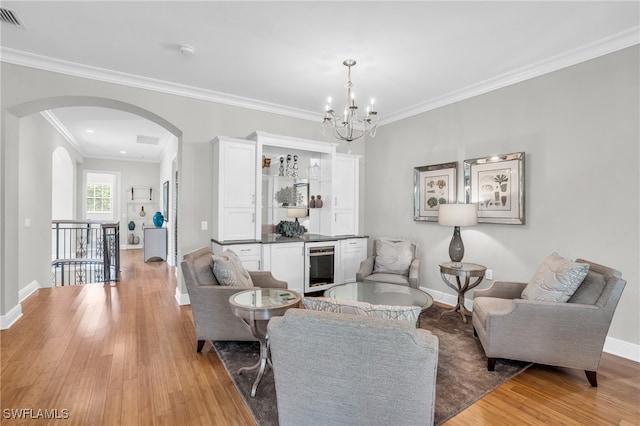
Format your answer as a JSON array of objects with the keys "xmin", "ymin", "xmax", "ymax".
[{"xmin": 153, "ymin": 212, "xmax": 164, "ymax": 228}]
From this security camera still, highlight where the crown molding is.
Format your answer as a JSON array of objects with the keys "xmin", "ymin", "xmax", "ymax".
[
  {"xmin": 1, "ymin": 47, "xmax": 320, "ymax": 123},
  {"xmin": 40, "ymin": 110, "xmax": 86, "ymax": 155},
  {"xmin": 379, "ymin": 26, "xmax": 640, "ymax": 126},
  {"xmin": 3, "ymin": 26, "xmax": 639, "ymax": 128}
]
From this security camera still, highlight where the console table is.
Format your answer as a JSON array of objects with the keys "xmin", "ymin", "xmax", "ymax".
[
  {"xmin": 143, "ymin": 227, "xmax": 167, "ymax": 262},
  {"xmin": 439, "ymin": 262, "xmax": 486, "ymax": 323}
]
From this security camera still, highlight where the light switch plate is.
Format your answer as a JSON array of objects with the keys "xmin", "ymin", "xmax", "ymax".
[{"xmin": 201, "ymin": 221, "xmax": 208, "ymax": 230}]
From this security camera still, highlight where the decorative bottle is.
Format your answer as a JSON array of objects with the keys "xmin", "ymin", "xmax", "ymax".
[
  {"xmin": 309, "ymin": 195, "xmax": 316, "ymax": 208},
  {"xmin": 292, "ymin": 155, "xmax": 299, "ymax": 178},
  {"xmin": 316, "ymin": 195, "xmax": 323, "ymax": 208},
  {"xmin": 286, "ymin": 154, "xmax": 292, "ymax": 177},
  {"xmin": 279, "ymin": 156, "xmax": 284, "ymax": 176}
]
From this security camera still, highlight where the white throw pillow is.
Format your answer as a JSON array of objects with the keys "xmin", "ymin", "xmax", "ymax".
[
  {"xmin": 211, "ymin": 250, "xmax": 253, "ymax": 287},
  {"xmin": 521, "ymin": 252, "xmax": 589, "ymax": 302},
  {"xmin": 302, "ymin": 297, "xmax": 421, "ymax": 323},
  {"xmin": 372, "ymin": 239, "xmax": 413, "ymax": 276}
]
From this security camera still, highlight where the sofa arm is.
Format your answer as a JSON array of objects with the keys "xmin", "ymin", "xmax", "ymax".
[
  {"xmin": 356, "ymin": 257, "xmax": 375, "ymax": 281},
  {"xmin": 249, "ymin": 271, "xmax": 288, "ymax": 289},
  {"xmin": 474, "ymin": 280, "xmax": 527, "ymax": 300},
  {"xmin": 408, "ymin": 258, "xmax": 420, "ymax": 289}
]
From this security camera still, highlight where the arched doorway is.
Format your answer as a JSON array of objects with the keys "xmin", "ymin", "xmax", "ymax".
[{"xmin": 1, "ymin": 96, "xmax": 183, "ymax": 328}]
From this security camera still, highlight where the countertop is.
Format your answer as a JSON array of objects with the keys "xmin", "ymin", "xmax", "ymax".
[{"xmin": 211, "ymin": 234, "xmax": 368, "ymax": 245}]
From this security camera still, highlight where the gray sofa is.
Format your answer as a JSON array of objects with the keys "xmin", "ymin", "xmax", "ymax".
[
  {"xmin": 268, "ymin": 308, "xmax": 439, "ymax": 425},
  {"xmin": 180, "ymin": 247, "xmax": 287, "ymax": 352},
  {"xmin": 472, "ymin": 258, "xmax": 626, "ymax": 386}
]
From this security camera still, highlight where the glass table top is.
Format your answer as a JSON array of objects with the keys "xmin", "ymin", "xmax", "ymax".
[
  {"xmin": 231, "ymin": 288, "xmax": 300, "ymax": 309},
  {"xmin": 324, "ymin": 282, "xmax": 433, "ymax": 309}
]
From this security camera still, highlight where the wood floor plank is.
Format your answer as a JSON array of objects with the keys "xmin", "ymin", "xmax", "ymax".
[{"xmin": 1, "ymin": 249, "xmax": 638, "ymax": 425}]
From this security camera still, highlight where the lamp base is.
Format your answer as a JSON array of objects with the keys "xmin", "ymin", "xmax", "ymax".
[{"xmin": 449, "ymin": 226, "xmax": 465, "ymax": 265}]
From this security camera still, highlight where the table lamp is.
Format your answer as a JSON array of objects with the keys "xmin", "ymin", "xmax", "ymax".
[
  {"xmin": 438, "ymin": 203, "xmax": 477, "ymax": 268},
  {"xmin": 287, "ymin": 207, "xmax": 307, "ymax": 224}
]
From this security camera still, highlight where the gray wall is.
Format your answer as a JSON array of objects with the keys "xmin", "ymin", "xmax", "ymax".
[
  {"xmin": 365, "ymin": 46, "xmax": 639, "ymax": 347},
  {"xmin": 1, "ymin": 46, "xmax": 637, "ymax": 353}
]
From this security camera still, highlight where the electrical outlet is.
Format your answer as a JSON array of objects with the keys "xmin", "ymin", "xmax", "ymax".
[
  {"xmin": 485, "ymin": 269, "xmax": 493, "ymax": 280},
  {"xmin": 201, "ymin": 221, "xmax": 208, "ymax": 230}
]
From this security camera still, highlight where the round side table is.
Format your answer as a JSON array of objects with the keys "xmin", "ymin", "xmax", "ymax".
[
  {"xmin": 229, "ymin": 288, "xmax": 301, "ymax": 397},
  {"xmin": 439, "ymin": 262, "xmax": 486, "ymax": 323}
]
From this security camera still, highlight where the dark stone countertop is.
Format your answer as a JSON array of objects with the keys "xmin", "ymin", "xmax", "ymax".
[{"xmin": 211, "ymin": 234, "xmax": 368, "ymax": 246}]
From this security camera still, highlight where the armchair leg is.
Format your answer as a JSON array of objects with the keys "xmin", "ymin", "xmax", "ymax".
[
  {"xmin": 585, "ymin": 370, "xmax": 598, "ymax": 387},
  {"xmin": 197, "ymin": 340, "xmax": 205, "ymax": 353},
  {"xmin": 487, "ymin": 357, "xmax": 496, "ymax": 371}
]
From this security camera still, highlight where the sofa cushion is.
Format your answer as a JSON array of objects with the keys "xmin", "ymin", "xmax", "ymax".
[
  {"xmin": 521, "ymin": 252, "xmax": 589, "ymax": 303},
  {"xmin": 211, "ymin": 250, "xmax": 253, "ymax": 287},
  {"xmin": 362, "ymin": 272, "xmax": 410, "ymax": 286},
  {"xmin": 302, "ymin": 297, "xmax": 421, "ymax": 323},
  {"xmin": 373, "ymin": 239, "xmax": 413, "ymax": 276}
]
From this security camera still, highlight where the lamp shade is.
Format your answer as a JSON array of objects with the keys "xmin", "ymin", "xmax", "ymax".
[
  {"xmin": 438, "ymin": 204, "xmax": 477, "ymax": 227},
  {"xmin": 287, "ymin": 207, "xmax": 307, "ymax": 219}
]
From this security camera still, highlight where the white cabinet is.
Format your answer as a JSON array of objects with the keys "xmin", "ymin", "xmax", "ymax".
[
  {"xmin": 212, "ymin": 242, "xmax": 261, "ymax": 270},
  {"xmin": 212, "ymin": 137, "xmax": 258, "ymax": 241},
  {"xmin": 144, "ymin": 227, "xmax": 167, "ymax": 262},
  {"xmin": 262, "ymin": 242, "xmax": 305, "ymax": 294},
  {"xmin": 339, "ymin": 238, "xmax": 367, "ymax": 283},
  {"xmin": 332, "ymin": 154, "xmax": 360, "ymax": 236}
]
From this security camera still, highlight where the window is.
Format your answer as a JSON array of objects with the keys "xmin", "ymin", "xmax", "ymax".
[{"xmin": 86, "ymin": 183, "xmax": 112, "ymax": 213}]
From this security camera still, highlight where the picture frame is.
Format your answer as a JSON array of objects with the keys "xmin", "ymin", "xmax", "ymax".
[
  {"xmin": 464, "ymin": 152, "xmax": 525, "ymax": 224},
  {"xmin": 162, "ymin": 180, "xmax": 169, "ymax": 222},
  {"xmin": 413, "ymin": 162, "xmax": 457, "ymax": 222}
]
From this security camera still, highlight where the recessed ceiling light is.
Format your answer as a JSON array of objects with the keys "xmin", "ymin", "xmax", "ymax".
[
  {"xmin": 86, "ymin": 129, "xmax": 95, "ymax": 133},
  {"xmin": 120, "ymin": 150, "xmax": 127, "ymax": 154}
]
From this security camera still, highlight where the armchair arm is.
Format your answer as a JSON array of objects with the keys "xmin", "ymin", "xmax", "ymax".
[
  {"xmin": 249, "ymin": 271, "xmax": 288, "ymax": 289},
  {"xmin": 474, "ymin": 280, "xmax": 527, "ymax": 300},
  {"xmin": 408, "ymin": 258, "xmax": 420, "ymax": 289},
  {"xmin": 356, "ymin": 257, "xmax": 375, "ymax": 282}
]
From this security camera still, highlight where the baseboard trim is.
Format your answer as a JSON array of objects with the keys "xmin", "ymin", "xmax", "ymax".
[
  {"xmin": 174, "ymin": 287, "xmax": 190, "ymax": 306},
  {"xmin": 421, "ymin": 284, "xmax": 640, "ymax": 363},
  {"xmin": 19, "ymin": 280, "xmax": 40, "ymax": 302},
  {"xmin": 0, "ymin": 304, "xmax": 23, "ymax": 330}
]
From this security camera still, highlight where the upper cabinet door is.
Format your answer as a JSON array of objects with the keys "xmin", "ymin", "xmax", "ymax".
[
  {"xmin": 333, "ymin": 154, "xmax": 358, "ymax": 211},
  {"xmin": 222, "ymin": 142, "xmax": 256, "ymax": 208}
]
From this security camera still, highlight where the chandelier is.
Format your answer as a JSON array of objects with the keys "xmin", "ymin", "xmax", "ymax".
[{"xmin": 322, "ymin": 59, "xmax": 378, "ymax": 151}]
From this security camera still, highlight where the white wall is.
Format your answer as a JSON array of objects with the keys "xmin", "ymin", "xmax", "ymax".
[{"xmin": 365, "ymin": 46, "xmax": 639, "ymax": 348}]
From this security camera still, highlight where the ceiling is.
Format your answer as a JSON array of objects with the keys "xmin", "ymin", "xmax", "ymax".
[{"xmin": 1, "ymin": 1, "xmax": 638, "ymax": 161}]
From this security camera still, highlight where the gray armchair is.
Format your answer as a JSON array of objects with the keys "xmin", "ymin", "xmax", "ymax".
[
  {"xmin": 180, "ymin": 247, "xmax": 287, "ymax": 352},
  {"xmin": 472, "ymin": 258, "xmax": 626, "ymax": 386},
  {"xmin": 268, "ymin": 308, "xmax": 439, "ymax": 426},
  {"xmin": 356, "ymin": 238, "xmax": 420, "ymax": 288}
]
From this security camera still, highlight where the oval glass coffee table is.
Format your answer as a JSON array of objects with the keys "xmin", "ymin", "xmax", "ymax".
[{"xmin": 324, "ymin": 282, "xmax": 433, "ymax": 324}]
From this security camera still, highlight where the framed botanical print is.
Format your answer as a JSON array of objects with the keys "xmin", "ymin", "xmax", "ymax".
[
  {"xmin": 413, "ymin": 162, "xmax": 457, "ymax": 222},
  {"xmin": 464, "ymin": 152, "xmax": 525, "ymax": 224}
]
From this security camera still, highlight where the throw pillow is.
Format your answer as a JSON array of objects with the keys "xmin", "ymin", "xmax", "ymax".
[
  {"xmin": 302, "ymin": 297, "xmax": 420, "ymax": 323},
  {"xmin": 211, "ymin": 250, "xmax": 253, "ymax": 287},
  {"xmin": 372, "ymin": 239, "xmax": 413, "ymax": 276},
  {"xmin": 521, "ymin": 252, "xmax": 589, "ymax": 302}
]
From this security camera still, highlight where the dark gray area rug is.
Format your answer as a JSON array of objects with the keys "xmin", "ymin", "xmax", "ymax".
[{"xmin": 213, "ymin": 304, "xmax": 531, "ymax": 425}]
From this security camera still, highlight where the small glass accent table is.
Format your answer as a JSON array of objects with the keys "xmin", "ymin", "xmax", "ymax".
[
  {"xmin": 439, "ymin": 262, "xmax": 486, "ymax": 323},
  {"xmin": 228, "ymin": 288, "xmax": 301, "ymax": 397},
  {"xmin": 324, "ymin": 282, "xmax": 433, "ymax": 325}
]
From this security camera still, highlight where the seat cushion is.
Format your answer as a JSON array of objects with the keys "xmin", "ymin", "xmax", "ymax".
[
  {"xmin": 521, "ymin": 252, "xmax": 589, "ymax": 303},
  {"xmin": 211, "ymin": 250, "xmax": 253, "ymax": 287},
  {"xmin": 302, "ymin": 297, "xmax": 421, "ymax": 323},
  {"xmin": 363, "ymin": 273, "xmax": 410, "ymax": 286},
  {"xmin": 373, "ymin": 239, "xmax": 413, "ymax": 276}
]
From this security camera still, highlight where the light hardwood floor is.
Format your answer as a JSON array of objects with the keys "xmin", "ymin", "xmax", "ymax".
[{"xmin": 1, "ymin": 250, "xmax": 638, "ymax": 425}]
